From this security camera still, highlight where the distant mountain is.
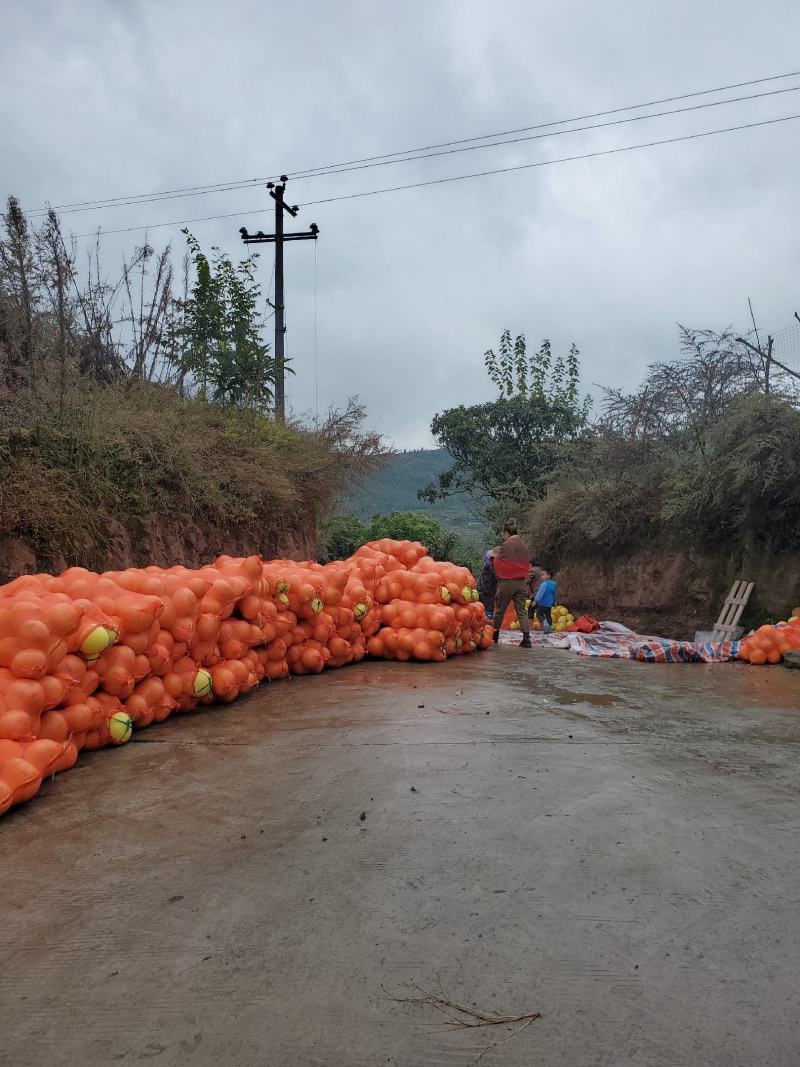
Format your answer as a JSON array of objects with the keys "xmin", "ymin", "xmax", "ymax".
[{"xmin": 342, "ymin": 449, "xmax": 485, "ymax": 530}]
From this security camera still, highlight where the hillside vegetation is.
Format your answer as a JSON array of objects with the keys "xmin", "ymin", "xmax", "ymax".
[
  {"xmin": 0, "ymin": 381, "xmax": 379, "ymax": 578},
  {"xmin": 344, "ymin": 449, "xmax": 485, "ymax": 529},
  {"xmin": 528, "ymin": 328, "xmax": 800, "ymax": 563},
  {"xmin": 0, "ymin": 197, "xmax": 382, "ymax": 578}
]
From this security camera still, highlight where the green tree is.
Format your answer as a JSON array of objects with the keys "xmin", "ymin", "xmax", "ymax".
[
  {"xmin": 365, "ymin": 511, "xmax": 458, "ymax": 559},
  {"xmin": 423, "ymin": 331, "xmax": 590, "ymax": 520},
  {"xmin": 320, "ymin": 509, "xmax": 483, "ymax": 571},
  {"xmin": 319, "ymin": 514, "xmax": 369, "ymax": 561},
  {"xmin": 529, "ymin": 325, "xmax": 800, "ymax": 562},
  {"xmin": 176, "ymin": 230, "xmax": 275, "ymax": 410}
]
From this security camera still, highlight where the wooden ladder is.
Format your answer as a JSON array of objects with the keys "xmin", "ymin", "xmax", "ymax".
[{"xmin": 712, "ymin": 579, "xmax": 754, "ymax": 641}]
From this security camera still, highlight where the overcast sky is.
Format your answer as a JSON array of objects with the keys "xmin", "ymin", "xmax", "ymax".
[{"xmin": 3, "ymin": 0, "xmax": 800, "ymax": 447}]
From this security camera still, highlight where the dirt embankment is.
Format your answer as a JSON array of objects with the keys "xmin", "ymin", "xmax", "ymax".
[
  {"xmin": 557, "ymin": 548, "xmax": 800, "ymax": 638},
  {"xmin": 0, "ymin": 380, "xmax": 386, "ymax": 584},
  {"xmin": 0, "ymin": 520, "xmax": 316, "ymax": 582}
]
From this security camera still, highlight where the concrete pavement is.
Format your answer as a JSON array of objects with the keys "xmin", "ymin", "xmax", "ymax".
[{"xmin": 1, "ymin": 648, "xmax": 799, "ymax": 1065}]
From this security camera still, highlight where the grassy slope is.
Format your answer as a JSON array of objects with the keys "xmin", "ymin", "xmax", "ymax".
[{"xmin": 0, "ymin": 380, "xmax": 364, "ymax": 578}]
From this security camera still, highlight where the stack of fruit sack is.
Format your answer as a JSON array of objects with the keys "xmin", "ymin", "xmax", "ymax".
[
  {"xmin": 0, "ymin": 539, "xmax": 491, "ymax": 817},
  {"xmin": 738, "ymin": 609, "xmax": 800, "ymax": 665}
]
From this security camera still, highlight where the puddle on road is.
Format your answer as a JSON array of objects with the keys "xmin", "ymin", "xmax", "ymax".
[{"xmin": 550, "ymin": 687, "xmax": 618, "ymax": 708}]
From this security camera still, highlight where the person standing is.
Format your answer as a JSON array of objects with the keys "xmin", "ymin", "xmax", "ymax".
[
  {"xmin": 492, "ymin": 518, "xmax": 532, "ymax": 648},
  {"xmin": 533, "ymin": 566, "xmax": 557, "ymax": 633},
  {"xmin": 476, "ymin": 549, "xmax": 498, "ymax": 620},
  {"xmin": 526, "ymin": 559, "xmax": 543, "ymax": 625}
]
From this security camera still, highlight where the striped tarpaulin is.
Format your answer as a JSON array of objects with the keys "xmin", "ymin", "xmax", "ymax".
[{"xmin": 499, "ymin": 622, "xmax": 740, "ymax": 663}]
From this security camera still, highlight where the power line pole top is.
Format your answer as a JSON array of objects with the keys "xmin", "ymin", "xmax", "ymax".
[{"xmin": 238, "ymin": 176, "xmax": 320, "ymax": 423}]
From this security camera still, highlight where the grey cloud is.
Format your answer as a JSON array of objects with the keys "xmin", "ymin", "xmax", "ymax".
[{"xmin": 3, "ymin": 0, "xmax": 799, "ymax": 446}]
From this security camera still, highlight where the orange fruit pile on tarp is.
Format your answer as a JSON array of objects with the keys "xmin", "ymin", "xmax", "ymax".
[
  {"xmin": 0, "ymin": 539, "xmax": 489, "ymax": 817},
  {"xmin": 738, "ymin": 616, "xmax": 800, "ymax": 665}
]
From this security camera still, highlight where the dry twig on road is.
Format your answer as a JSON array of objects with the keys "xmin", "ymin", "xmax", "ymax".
[{"xmin": 384, "ymin": 983, "xmax": 541, "ymax": 1063}]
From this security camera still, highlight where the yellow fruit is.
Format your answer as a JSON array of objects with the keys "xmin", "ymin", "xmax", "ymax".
[
  {"xmin": 510, "ymin": 620, "xmax": 520, "ymax": 630},
  {"xmin": 353, "ymin": 602, "xmax": 367, "ymax": 621},
  {"xmin": 440, "ymin": 586, "xmax": 452, "ymax": 603},
  {"xmin": 80, "ymin": 625, "xmax": 114, "ymax": 661},
  {"xmin": 566, "ymin": 614, "xmax": 575, "ymax": 624},
  {"xmin": 108, "ymin": 711, "xmax": 133, "ymax": 744},
  {"xmin": 194, "ymin": 668, "xmax": 212, "ymax": 698}
]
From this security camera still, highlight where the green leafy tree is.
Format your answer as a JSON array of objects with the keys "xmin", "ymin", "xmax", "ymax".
[
  {"xmin": 319, "ymin": 514, "xmax": 369, "ymax": 561},
  {"xmin": 423, "ymin": 331, "xmax": 590, "ymax": 520},
  {"xmin": 320, "ymin": 510, "xmax": 464, "ymax": 563},
  {"xmin": 529, "ymin": 325, "xmax": 800, "ymax": 562},
  {"xmin": 366, "ymin": 511, "xmax": 486, "ymax": 570},
  {"xmin": 176, "ymin": 230, "xmax": 275, "ymax": 410},
  {"xmin": 365, "ymin": 511, "xmax": 458, "ymax": 559}
]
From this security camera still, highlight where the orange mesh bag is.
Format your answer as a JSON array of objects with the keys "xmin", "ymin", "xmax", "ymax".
[
  {"xmin": 163, "ymin": 656, "xmax": 213, "ymax": 712},
  {"xmin": 125, "ymin": 676, "xmax": 176, "ymax": 729},
  {"xmin": 365, "ymin": 538, "xmax": 428, "ymax": 569}
]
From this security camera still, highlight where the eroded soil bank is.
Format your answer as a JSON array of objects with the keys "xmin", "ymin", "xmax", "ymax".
[{"xmin": 557, "ymin": 546, "xmax": 800, "ymax": 636}]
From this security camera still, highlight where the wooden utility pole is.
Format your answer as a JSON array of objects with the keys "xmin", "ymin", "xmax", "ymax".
[{"xmin": 240, "ymin": 176, "xmax": 319, "ymax": 422}]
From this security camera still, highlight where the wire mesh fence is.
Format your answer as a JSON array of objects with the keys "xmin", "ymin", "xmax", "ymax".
[{"xmin": 771, "ymin": 321, "xmax": 800, "ymax": 378}]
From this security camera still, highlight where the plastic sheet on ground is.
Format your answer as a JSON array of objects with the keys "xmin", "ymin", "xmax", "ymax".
[{"xmin": 499, "ymin": 621, "xmax": 740, "ymax": 663}]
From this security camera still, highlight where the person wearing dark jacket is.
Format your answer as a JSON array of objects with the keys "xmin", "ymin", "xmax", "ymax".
[
  {"xmin": 477, "ymin": 549, "xmax": 498, "ymax": 619},
  {"xmin": 527, "ymin": 560, "xmax": 543, "ymax": 622},
  {"xmin": 492, "ymin": 518, "xmax": 532, "ymax": 647}
]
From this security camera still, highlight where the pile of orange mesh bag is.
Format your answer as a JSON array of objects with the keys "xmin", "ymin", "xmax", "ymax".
[{"xmin": 0, "ymin": 539, "xmax": 490, "ymax": 816}]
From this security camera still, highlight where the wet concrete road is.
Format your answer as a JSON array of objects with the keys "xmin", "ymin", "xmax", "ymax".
[{"xmin": 2, "ymin": 648, "xmax": 799, "ymax": 1066}]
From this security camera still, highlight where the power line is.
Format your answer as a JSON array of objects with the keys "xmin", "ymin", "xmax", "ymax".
[
  {"xmin": 72, "ymin": 111, "xmax": 800, "ymax": 240},
  {"xmin": 253, "ymin": 84, "xmax": 800, "ymax": 185},
  {"xmin": 296, "ymin": 112, "xmax": 800, "ymax": 208},
  {"xmin": 264, "ymin": 257, "xmax": 276, "ymax": 321},
  {"xmin": 74, "ymin": 207, "xmax": 251, "ymax": 239},
  {"xmin": 29, "ymin": 68, "xmax": 800, "ymax": 217},
  {"xmin": 283, "ymin": 69, "xmax": 800, "ymax": 177}
]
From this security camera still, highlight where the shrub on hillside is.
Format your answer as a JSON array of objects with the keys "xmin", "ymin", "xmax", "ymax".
[
  {"xmin": 529, "ymin": 393, "xmax": 800, "ymax": 561},
  {"xmin": 0, "ymin": 377, "xmax": 382, "ymax": 576},
  {"xmin": 0, "ymin": 196, "xmax": 384, "ymax": 576},
  {"xmin": 319, "ymin": 515, "xmax": 369, "ymax": 561},
  {"xmin": 660, "ymin": 394, "xmax": 800, "ymax": 551}
]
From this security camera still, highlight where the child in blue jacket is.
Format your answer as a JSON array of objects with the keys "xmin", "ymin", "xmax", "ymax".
[{"xmin": 533, "ymin": 567, "xmax": 557, "ymax": 633}]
